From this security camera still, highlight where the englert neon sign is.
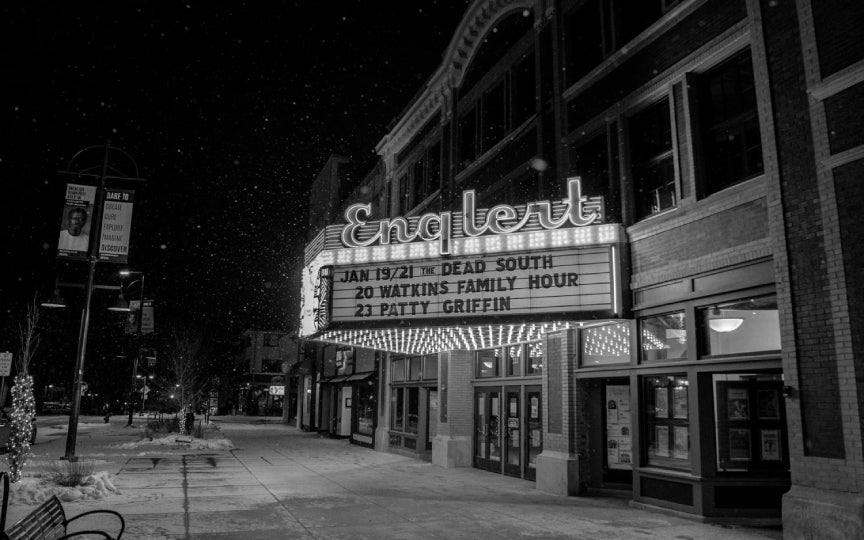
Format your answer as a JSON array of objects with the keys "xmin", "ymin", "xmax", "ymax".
[{"xmin": 340, "ymin": 177, "xmax": 601, "ymax": 254}]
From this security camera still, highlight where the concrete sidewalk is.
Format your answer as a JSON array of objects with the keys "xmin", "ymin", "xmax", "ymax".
[{"xmin": 105, "ymin": 417, "xmax": 782, "ymax": 539}]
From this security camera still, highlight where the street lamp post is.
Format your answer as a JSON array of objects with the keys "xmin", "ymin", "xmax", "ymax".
[{"xmin": 56, "ymin": 142, "xmax": 145, "ymax": 461}]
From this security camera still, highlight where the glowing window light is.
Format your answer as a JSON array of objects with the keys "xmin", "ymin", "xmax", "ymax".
[
  {"xmin": 573, "ymin": 227, "xmax": 592, "ymax": 245},
  {"xmin": 372, "ymin": 246, "xmax": 388, "ymax": 261},
  {"xmin": 463, "ymin": 238, "xmax": 481, "ymax": 254},
  {"xmin": 354, "ymin": 248, "xmax": 370, "ymax": 263},
  {"xmin": 551, "ymin": 229, "xmax": 569, "ymax": 247},
  {"xmin": 390, "ymin": 244, "xmax": 407, "ymax": 260},
  {"xmin": 484, "ymin": 236, "xmax": 502, "ymax": 252},
  {"xmin": 528, "ymin": 231, "xmax": 547, "ymax": 249},
  {"xmin": 507, "ymin": 235, "xmax": 525, "ymax": 251}
]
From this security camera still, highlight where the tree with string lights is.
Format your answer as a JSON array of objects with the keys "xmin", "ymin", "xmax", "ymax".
[{"xmin": 7, "ymin": 298, "xmax": 40, "ymax": 482}]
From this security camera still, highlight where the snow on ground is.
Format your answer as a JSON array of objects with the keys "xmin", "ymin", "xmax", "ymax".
[
  {"xmin": 9, "ymin": 470, "xmax": 119, "ymax": 504},
  {"xmin": 4, "ymin": 418, "xmax": 234, "ymax": 508},
  {"xmin": 116, "ymin": 434, "xmax": 234, "ymax": 451}
]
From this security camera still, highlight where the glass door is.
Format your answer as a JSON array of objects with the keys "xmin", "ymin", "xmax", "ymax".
[
  {"xmin": 504, "ymin": 387, "xmax": 522, "ymax": 477},
  {"xmin": 525, "ymin": 386, "xmax": 542, "ymax": 481},
  {"xmin": 474, "ymin": 388, "xmax": 502, "ymax": 472}
]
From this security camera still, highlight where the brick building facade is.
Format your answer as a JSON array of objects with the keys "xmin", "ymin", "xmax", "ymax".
[{"xmin": 299, "ymin": 1, "xmax": 864, "ymax": 536}]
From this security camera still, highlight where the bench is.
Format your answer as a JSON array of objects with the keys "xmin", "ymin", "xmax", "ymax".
[{"xmin": 0, "ymin": 472, "xmax": 124, "ymax": 539}]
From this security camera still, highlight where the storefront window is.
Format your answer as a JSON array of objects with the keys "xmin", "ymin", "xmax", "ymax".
[
  {"xmin": 527, "ymin": 341, "xmax": 544, "ymax": 375},
  {"xmin": 390, "ymin": 387, "xmax": 404, "ymax": 430},
  {"xmin": 699, "ymin": 296, "xmax": 780, "ymax": 357},
  {"xmin": 641, "ymin": 311, "xmax": 687, "ymax": 362},
  {"xmin": 408, "ymin": 356, "xmax": 422, "ymax": 381},
  {"xmin": 356, "ymin": 382, "xmax": 375, "ymax": 437},
  {"xmin": 476, "ymin": 349, "xmax": 499, "ymax": 378},
  {"xmin": 713, "ymin": 373, "xmax": 788, "ymax": 472},
  {"xmin": 643, "ymin": 375, "xmax": 690, "ymax": 470},
  {"xmin": 391, "ymin": 358, "xmax": 406, "ymax": 382},
  {"xmin": 423, "ymin": 354, "xmax": 438, "ymax": 380},
  {"xmin": 506, "ymin": 345, "xmax": 523, "ymax": 376},
  {"xmin": 406, "ymin": 387, "xmax": 419, "ymax": 434},
  {"xmin": 581, "ymin": 322, "xmax": 631, "ymax": 366}
]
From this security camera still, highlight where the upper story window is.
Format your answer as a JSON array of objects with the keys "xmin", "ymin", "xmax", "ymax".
[
  {"xmin": 629, "ymin": 98, "xmax": 676, "ymax": 220},
  {"xmin": 696, "ymin": 49, "xmax": 763, "ymax": 196},
  {"xmin": 397, "ymin": 141, "xmax": 441, "ymax": 215},
  {"xmin": 458, "ymin": 49, "xmax": 535, "ymax": 170},
  {"xmin": 391, "ymin": 355, "xmax": 438, "ymax": 383},
  {"xmin": 564, "ymin": 0, "xmax": 682, "ymax": 87},
  {"xmin": 569, "ymin": 130, "xmax": 620, "ymax": 222}
]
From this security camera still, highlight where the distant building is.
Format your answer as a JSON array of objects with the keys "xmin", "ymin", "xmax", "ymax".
[{"xmin": 236, "ymin": 330, "xmax": 299, "ymax": 417}]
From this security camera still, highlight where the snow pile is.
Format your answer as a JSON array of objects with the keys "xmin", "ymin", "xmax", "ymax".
[
  {"xmin": 116, "ymin": 434, "xmax": 234, "ymax": 451},
  {"xmin": 9, "ymin": 470, "xmax": 119, "ymax": 505}
]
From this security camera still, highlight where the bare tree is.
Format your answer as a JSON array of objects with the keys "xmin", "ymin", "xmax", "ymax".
[
  {"xmin": 7, "ymin": 297, "xmax": 40, "ymax": 482},
  {"xmin": 162, "ymin": 328, "xmax": 206, "ymax": 420}
]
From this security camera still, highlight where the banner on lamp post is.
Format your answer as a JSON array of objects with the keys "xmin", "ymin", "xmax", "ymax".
[
  {"xmin": 124, "ymin": 300, "xmax": 141, "ymax": 335},
  {"xmin": 57, "ymin": 183, "xmax": 96, "ymax": 260},
  {"xmin": 99, "ymin": 189, "xmax": 135, "ymax": 263}
]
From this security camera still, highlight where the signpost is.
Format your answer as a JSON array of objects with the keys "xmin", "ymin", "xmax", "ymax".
[{"xmin": 0, "ymin": 351, "xmax": 12, "ymax": 409}]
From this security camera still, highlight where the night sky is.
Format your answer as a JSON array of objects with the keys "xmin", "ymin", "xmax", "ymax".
[{"xmin": 1, "ymin": 0, "xmax": 468, "ymax": 363}]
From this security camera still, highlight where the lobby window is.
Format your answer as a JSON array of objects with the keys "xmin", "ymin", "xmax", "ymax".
[
  {"xmin": 713, "ymin": 373, "xmax": 788, "ymax": 472},
  {"xmin": 390, "ymin": 387, "xmax": 404, "ymax": 430},
  {"xmin": 389, "ymin": 386, "xmax": 420, "ymax": 435},
  {"xmin": 476, "ymin": 348, "xmax": 499, "ymax": 378},
  {"xmin": 644, "ymin": 375, "xmax": 690, "ymax": 469},
  {"xmin": 696, "ymin": 49, "xmax": 763, "ymax": 196},
  {"xmin": 581, "ymin": 322, "xmax": 631, "ymax": 366},
  {"xmin": 408, "ymin": 356, "xmax": 423, "ymax": 381},
  {"xmin": 391, "ymin": 358, "xmax": 406, "ymax": 382},
  {"xmin": 699, "ymin": 295, "xmax": 780, "ymax": 357},
  {"xmin": 629, "ymin": 98, "xmax": 676, "ymax": 220},
  {"xmin": 506, "ymin": 344, "xmax": 523, "ymax": 377},
  {"xmin": 640, "ymin": 311, "xmax": 687, "ymax": 362},
  {"xmin": 422, "ymin": 354, "xmax": 438, "ymax": 380},
  {"xmin": 526, "ymin": 341, "xmax": 544, "ymax": 375}
]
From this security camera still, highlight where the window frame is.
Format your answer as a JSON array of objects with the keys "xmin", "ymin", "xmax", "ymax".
[{"xmin": 627, "ymin": 96, "xmax": 677, "ymax": 220}]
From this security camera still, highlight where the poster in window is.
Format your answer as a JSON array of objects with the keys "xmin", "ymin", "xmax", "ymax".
[
  {"xmin": 655, "ymin": 425, "xmax": 670, "ymax": 457},
  {"xmin": 729, "ymin": 429, "xmax": 752, "ymax": 461},
  {"xmin": 654, "ymin": 387, "xmax": 669, "ymax": 418},
  {"xmin": 761, "ymin": 429, "xmax": 782, "ymax": 461},
  {"xmin": 727, "ymin": 388, "xmax": 750, "ymax": 420},
  {"xmin": 530, "ymin": 396, "xmax": 539, "ymax": 419},
  {"xmin": 606, "ymin": 385, "xmax": 632, "ymax": 470},
  {"xmin": 673, "ymin": 426, "xmax": 689, "ymax": 459},
  {"xmin": 673, "ymin": 385, "xmax": 688, "ymax": 419},
  {"xmin": 757, "ymin": 389, "xmax": 780, "ymax": 420}
]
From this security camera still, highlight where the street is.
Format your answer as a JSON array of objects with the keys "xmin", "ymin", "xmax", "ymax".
[{"xmin": 4, "ymin": 416, "xmax": 784, "ymax": 539}]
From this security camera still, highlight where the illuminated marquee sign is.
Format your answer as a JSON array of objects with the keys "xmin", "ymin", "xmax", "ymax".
[
  {"xmin": 341, "ymin": 177, "xmax": 600, "ymax": 254},
  {"xmin": 299, "ymin": 177, "xmax": 624, "ymax": 337},
  {"xmin": 330, "ymin": 247, "xmax": 613, "ymax": 322}
]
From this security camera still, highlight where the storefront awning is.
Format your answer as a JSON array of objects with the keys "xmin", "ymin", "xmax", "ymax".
[
  {"xmin": 326, "ymin": 375, "xmax": 349, "ymax": 384},
  {"xmin": 346, "ymin": 371, "xmax": 375, "ymax": 382}
]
